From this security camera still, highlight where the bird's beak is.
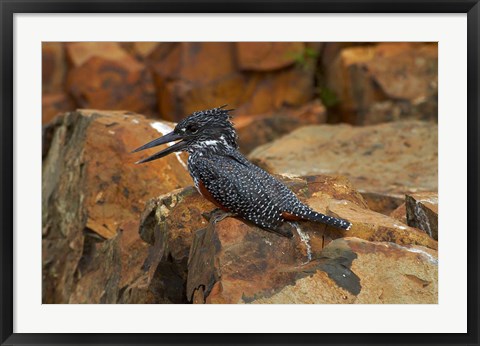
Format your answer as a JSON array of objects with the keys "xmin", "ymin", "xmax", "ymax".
[{"xmin": 132, "ymin": 131, "xmax": 187, "ymax": 164}]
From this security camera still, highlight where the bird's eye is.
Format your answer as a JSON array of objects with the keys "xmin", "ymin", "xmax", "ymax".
[{"xmin": 187, "ymin": 125, "xmax": 198, "ymax": 134}]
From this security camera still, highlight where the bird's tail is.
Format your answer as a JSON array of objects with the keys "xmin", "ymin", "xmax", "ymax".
[{"xmin": 295, "ymin": 206, "xmax": 351, "ymax": 230}]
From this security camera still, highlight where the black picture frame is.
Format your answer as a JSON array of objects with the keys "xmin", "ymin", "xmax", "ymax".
[{"xmin": 1, "ymin": 1, "xmax": 479, "ymax": 345}]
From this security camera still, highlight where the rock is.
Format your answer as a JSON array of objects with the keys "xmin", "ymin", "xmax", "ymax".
[
  {"xmin": 42, "ymin": 110, "xmax": 191, "ymax": 303},
  {"xmin": 138, "ymin": 187, "xmax": 213, "ymax": 303},
  {"xmin": 320, "ymin": 42, "xmax": 370, "ymax": 71},
  {"xmin": 117, "ymin": 273, "xmax": 157, "ymax": 304},
  {"xmin": 236, "ymin": 42, "xmax": 305, "ymax": 71},
  {"xmin": 239, "ymin": 67, "xmax": 314, "ymax": 115},
  {"xmin": 68, "ymin": 233, "xmax": 121, "ymax": 304},
  {"xmin": 156, "ymin": 73, "xmax": 252, "ymax": 122},
  {"xmin": 42, "ymin": 42, "xmax": 67, "ymax": 93},
  {"xmin": 65, "ymin": 42, "xmax": 130, "ymax": 67},
  {"xmin": 360, "ymin": 192, "xmax": 404, "ymax": 215},
  {"xmin": 325, "ymin": 43, "xmax": 438, "ymax": 124},
  {"xmin": 187, "ymin": 216, "xmax": 312, "ymax": 304},
  {"xmin": 250, "ymin": 237, "xmax": 438, "ymax": 304},
  {"xmin": 234, "ymin": 100, "xmax": 327, "ymax": 154},
  {"xmin": 152, "ymin": 42, "xmax": 238, "ymax": 121},
  {"xmin": 406, "ymin": 192, "xmax": 438, "ymax": 240},
  {"xmin": 152, "ymin": 42, "xmax": 237, "ymax": 85},
  {"xmin": 326, "ymin": 200, "xmax": 437, "ymax": 250},
  {"xmin": 359, "ymin": 99, "xmax": 438, "ymax": 125},
  {"xmin": 66, "ymin": 43, "xmax": 157, "ymax": 116},
  {"xmin": 42, "ymin": 92, "xmax": 76, "ymax": 124},
  {"xmin": 249, "ymin": 121, "xmax": 437, "ymax": 203},
  {"xmin": 390, "ymin": 203, "xmax": 407, "ymax": 224}
]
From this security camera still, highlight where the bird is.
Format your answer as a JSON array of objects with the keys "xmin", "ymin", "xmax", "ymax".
[{"xmin": 132, "ymin": 105, "xmax": 351, "ymax": 238}]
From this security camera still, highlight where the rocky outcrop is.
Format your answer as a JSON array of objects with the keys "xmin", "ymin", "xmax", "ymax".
[
  {"xmin": 406, "ymin": 192, "xmax": 438, "ymax": 240},
  {"xmin": 42, "ymin": 110, "xmax": 191, "ymax": 303},
  {"xmin": 42, "ymin": 109, "xmax": 438, "ymax": 305},
  {"xmin": 134, "ymin": 173, "xmax": 437, "ymax": 304},
  {"xmin": 249, "ymin": 121, "xmax": 438, "ymax": 212}
]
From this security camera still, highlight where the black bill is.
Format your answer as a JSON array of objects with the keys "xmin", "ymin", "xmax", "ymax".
[{"xmin": 132, "ymin": 131, "xmax": 186, "ymax": 164}]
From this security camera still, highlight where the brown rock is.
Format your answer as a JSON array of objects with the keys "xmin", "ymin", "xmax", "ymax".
[
  {"xmin": 42, "ymin": 110, "xmax": 191, "ymax": 303},
  {"xmin": 235, "ymin": 100, "xmax": 327, "ymax": 154},
  {"xmin": 69, "ymin": 233, "xmax": 121, "ymax": 304},
  {"xmin": 326, "ymin": 42, "xmax": 438, "ymax": 124},
  {"xmin": 65, "ymin": 42, "xmax": 130, "ymax": 67},
  {"xmin": 406, "ymin": 192, "xmax": 438, "ymax": 240},
  {"xmin": 187, "ymin": 216, "xmax": 310, "ymax": 304},
  {"xmin": 327, "ymin": 200, "xmax": 437, "ymax": 250},
  {"xmin": 360, "ymin": 191, "xmax": 404, "ymax": 215},
  {"xmin": 251, "ymin": 237, "xmax": 438, "ymax": 304},
  {"xmin": 390, "ymin": 203, "xmax": 407, "ymax": 224},
  {"xmin": 151, "ymin": 42, "xmax": 238, "ymax": 121},
  {"xmin": 117, "ymin": 273, "xmax": 157, "ymax": 304},
  {"xmin": 133, "ymin": 42, "xmax": 168, "ymax": 59},
  {"xmin": 66, "ymin": 44, "xmax": 157, "ymax": 115},
  {"xmin": 249, "ymin": 121, "xmax": 438, "ymax": 204},
  {"xmin": 236, "ymin": 42, "xmax": 305, "ymax": 71},
  {"xmin": 176, "ymin": 74, "xmax": 255, "ymax": 120},
  {"xmin": 152, "ymin": 42, "xmax": 236, "ymax": 84},
  {"xmin": 155, "ymin": 73, "xmax": 251, "ymax": 122},
  {"xmin": 42, "ymin": 42, "xmax": 67, "ymax": 93},
  {"xmin": 320, "ymin": 42, "xmax": 371, "ymax": 70},
  {"xmin": 360, "ymin": 99, "xmax": 438, "ymax": 125},
  {"xmin": 42, "ymin": 92, "xmax": 76, "ymax": 124},
  {"xmin": 138, "ymin": 186, "xmax": 213, "ymax": 303},
  {"xmin": 239, "ymin": 67, "xmax": 314, "ymax": 115}
]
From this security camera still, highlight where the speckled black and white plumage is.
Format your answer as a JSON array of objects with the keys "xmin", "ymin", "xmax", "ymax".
[{"xmin": 135, "ymin": 106, "xmax": 351, "ymax": 237}]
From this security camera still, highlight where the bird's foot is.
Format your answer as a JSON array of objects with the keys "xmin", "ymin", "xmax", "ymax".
[{"xmin": 202, "ymin": 208, "xmax": 235, "ymax": 223}]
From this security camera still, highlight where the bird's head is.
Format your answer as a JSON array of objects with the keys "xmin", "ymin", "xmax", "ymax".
[{"xmin": 132, "ymin": 105, "xmax": 237, "ymax": 164}]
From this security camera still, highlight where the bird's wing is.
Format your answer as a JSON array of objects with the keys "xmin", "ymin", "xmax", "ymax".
[{"xmin": 195, "ymin": 155, "xmax": 284, "ymax": 229}]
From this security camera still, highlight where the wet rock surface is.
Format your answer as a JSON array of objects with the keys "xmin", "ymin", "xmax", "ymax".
[
  {"xmin": 249, "ymin": 121, "xmax": 438, "ymax": 202},
  {"xmin": 42, "ymin": 110, "xmax": 191, "ymax": 303}
]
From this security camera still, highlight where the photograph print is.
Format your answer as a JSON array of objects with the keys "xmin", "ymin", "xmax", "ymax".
[{"xmin": 42, "ymin": 42, "xmax": 438, "ymax": 304}]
